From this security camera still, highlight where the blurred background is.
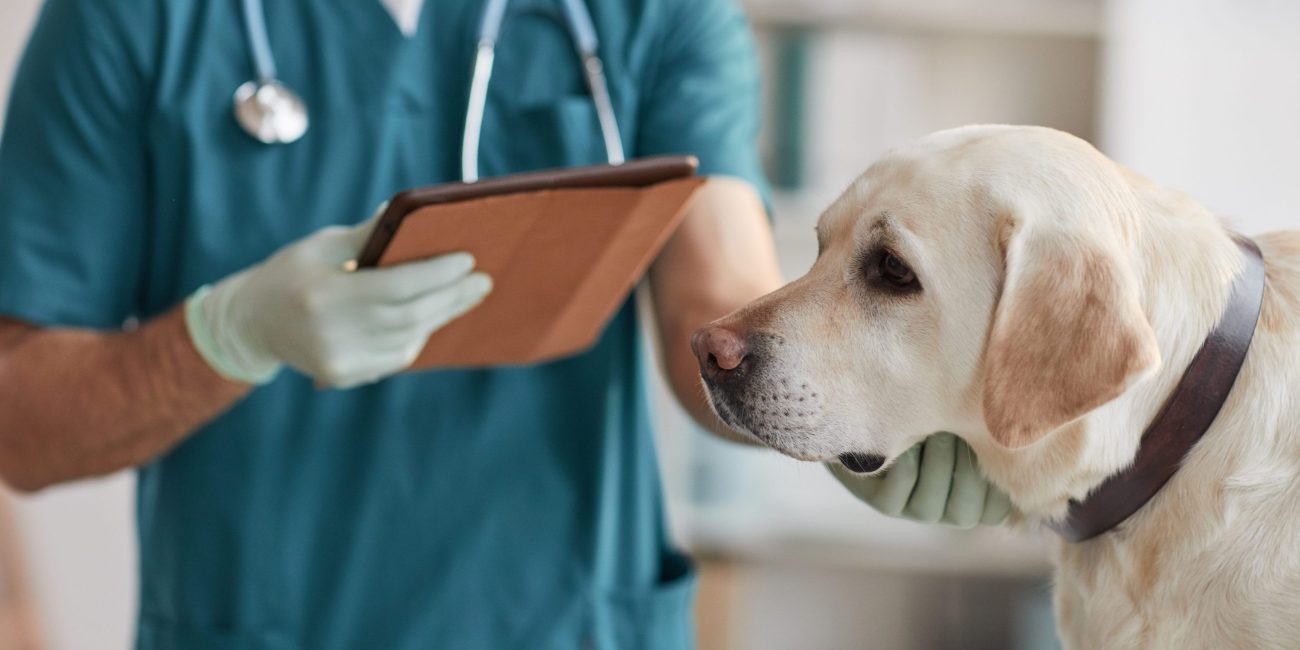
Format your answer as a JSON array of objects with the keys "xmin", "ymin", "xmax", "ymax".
[{"xmin": 0, "ymin": 0, "xmax": 1296, "ymax": 648}]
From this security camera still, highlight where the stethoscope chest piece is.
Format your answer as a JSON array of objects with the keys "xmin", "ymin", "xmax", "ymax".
[{"xmin": 234, "ymin": 79, "xmax": 309, "ymax": 145}]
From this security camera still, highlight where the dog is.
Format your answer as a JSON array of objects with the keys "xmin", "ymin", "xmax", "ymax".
[{"xmin": 692, "ymin": 125, "xmax": 1300, "ymax": 648}]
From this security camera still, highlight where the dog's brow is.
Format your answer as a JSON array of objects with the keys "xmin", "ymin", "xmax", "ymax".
[
  {"xmin": 862, "ymin": 215, "xmax": 922, "ymax": 265},
  {"xmin": 866, "ymin": 213, "xmax": 896, "ymax": 244}
]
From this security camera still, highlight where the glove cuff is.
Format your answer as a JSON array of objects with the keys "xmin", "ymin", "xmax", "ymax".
[{"xmin": 184, "ymin": 284, "xmax": 281, "ymax": 385}]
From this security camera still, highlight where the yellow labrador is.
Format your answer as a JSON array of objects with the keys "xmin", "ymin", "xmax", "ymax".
[{"xmin": 693, "ymin": 125, "xmax": 1300, "ymax": 648}]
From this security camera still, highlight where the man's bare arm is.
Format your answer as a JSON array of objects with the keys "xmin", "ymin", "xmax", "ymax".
[
  {"xmin": 0, "ymin": 212, "xmax": 498, "ymax": 492},
  {"xmin": 649, "ymin": 177, "xmax": 784, "ymax": 443},
  {"xmin": 0, "ymin": 309, "xmax": 250, "ymax": 492}
]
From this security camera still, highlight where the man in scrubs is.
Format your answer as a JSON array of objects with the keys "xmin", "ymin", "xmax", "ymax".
[{"xmin": 0, "ymin": 0, "xmax": 785, "ymax": 647}]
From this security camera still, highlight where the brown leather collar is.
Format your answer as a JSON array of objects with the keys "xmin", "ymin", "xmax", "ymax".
[{"xmin": 1049, "ymin": 236, "xmax": 1267, "ymax": 543}]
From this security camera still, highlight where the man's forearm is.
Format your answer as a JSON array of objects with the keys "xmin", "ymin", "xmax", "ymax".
[
  {"xmin": 649, "ymin": 177, "xmax": 784, "ymax": 444},
  {"xmin": 0, "ymin": 308, "xmax": 249, "ymax": 491}
]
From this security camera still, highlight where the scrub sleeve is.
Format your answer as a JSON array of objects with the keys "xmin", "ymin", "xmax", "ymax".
[
  {"xmin": 637, "ymin": 0, "xmax": 770, "ymax": 205},
  {"xmin": 0, "ymin": 0, "xmax": 154, "ymax": 329}
]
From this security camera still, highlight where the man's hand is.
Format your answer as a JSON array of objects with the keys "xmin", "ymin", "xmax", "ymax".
[
  {"xmin": 187, "ymin": 218, "xmax": 492, "ymax": 388},
  {"xmin": 829, "ymin": 432, "xmax": 1013, "ymax": 528}
]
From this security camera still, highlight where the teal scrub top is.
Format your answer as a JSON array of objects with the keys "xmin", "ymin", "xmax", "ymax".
[{"xmin": 0, "ymin": 1, "xmax": 766, "ymax": 648}]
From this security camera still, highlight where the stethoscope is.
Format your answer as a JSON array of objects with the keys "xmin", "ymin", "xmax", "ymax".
[{"xmin": 233, "ymin": 0, "xmax": 625, "ymax": 182}]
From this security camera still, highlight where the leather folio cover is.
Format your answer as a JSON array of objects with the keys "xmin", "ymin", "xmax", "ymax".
[{"xmin": 357, "ymin": 156, "xmax": 705, "ymax": 369}]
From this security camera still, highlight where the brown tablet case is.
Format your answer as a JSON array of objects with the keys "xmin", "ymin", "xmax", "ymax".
[{"xmin": 357, "ymin": 156, "xmax": 706, "ymax": 369}]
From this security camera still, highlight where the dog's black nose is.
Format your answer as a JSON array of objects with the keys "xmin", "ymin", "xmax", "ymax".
[
  {"xmin": 693, "ymin": 325, "xmax": 752, "ymax": 383},
  {"xmin": 839, "ymin": 452, "xmax": 887, "ymax": 474}
]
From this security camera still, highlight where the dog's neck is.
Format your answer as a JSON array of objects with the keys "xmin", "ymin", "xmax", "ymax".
[
  {"xmin": 1049, "ymin": 235, "xmax": 1262, "ymax": 541},
  {"xmin": 968, "ymin": 187, "xmax": 1247, "ymax": 521}
]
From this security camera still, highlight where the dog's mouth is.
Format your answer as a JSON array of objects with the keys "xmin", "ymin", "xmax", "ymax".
[{"xmin": 838, "ymin": 452, "xmax": 887, "ymax": 474}]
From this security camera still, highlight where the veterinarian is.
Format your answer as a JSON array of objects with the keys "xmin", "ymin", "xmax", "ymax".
[{"xmin": 0, "ymin": 0, "xmax": 783, "ymax": 647}]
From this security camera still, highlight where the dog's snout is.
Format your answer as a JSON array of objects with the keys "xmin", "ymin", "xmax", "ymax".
[{"xmin": 693, "ymin": 325, "xmax": 752, "ymax": 382}]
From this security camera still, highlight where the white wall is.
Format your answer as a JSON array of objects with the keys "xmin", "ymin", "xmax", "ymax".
[
  {"xmin": 0, "ymin": 0, "xmax": 40, "ymax": 124},
  {"xmin": 785, "ymin": 29, "xmax": 1097, "ymax": 220},
  {"xmin": 1, "ymin": 2, "xmax": 138, "ymax": 649},
  {"xmin": 1102, "ymin": 0, "xmax": 1300, "ymax": 234}
]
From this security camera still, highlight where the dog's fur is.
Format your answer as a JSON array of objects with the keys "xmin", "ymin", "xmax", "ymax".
[{"xmin": 697, "ymin": 125, "xmax": 1300, "ymax": 648}]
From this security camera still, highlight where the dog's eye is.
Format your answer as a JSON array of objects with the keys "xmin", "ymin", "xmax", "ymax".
[{"xmin": 878, "ymin": 251, "xmax": 918, "ymax": 288}]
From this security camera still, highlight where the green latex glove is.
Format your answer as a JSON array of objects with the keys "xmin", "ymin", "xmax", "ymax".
[
  {"xmin": 829, "ymin": 432, "xmax": 1013, "ymax": 529},
  {"xmin": 185, "ymin": 214, "xmax": 492, "ymax": 388}
]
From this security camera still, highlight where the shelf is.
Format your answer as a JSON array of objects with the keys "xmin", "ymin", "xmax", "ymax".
[{"xmin": 744, "ymin": 0, "xmax": 1103, "ymax": 39}]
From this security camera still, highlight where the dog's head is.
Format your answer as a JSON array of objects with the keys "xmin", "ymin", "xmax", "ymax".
[{"xmin": 693, "ymin": 125, "xmax": 1161, "ymax": 474}]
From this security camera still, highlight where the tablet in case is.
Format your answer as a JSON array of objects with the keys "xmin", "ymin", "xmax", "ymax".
[{"xmin": 356, "ymin": 156, "xmax": 705, "ymax": 369}]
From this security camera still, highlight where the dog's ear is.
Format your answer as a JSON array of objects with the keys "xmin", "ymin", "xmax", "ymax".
[{"xmin": 982, "ymin": 219, "xmax": 1160, "ymax": 448}]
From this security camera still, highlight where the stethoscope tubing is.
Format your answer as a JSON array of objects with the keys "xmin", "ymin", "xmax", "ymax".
[
  {"xmin": 241, "ymin": 0, "xmax": 277, "ymax": 82},
  {"xmin": 236, "ymin": 0, "xmax": 624, "ymax": 179},
  {"xmin": 461, "ymin": 0, "xmax": 624, "ymax": 181}
]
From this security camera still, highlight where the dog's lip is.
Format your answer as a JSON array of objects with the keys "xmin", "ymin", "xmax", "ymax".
[{"xmin": 838, "ymin": 452, "xmax": 887, "ymax": 474}]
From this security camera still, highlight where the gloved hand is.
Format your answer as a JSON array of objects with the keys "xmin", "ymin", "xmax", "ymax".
[
  {"xmin": 828, "ymin": 432, "xmax": 1012, "ymax": 529},
  {"xmin": 184, "ymin": 217, "xmax": 492, "ymax": 388}
]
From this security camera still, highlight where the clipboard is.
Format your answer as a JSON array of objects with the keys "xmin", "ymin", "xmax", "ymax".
[{"xmin": 357, "ymin": 156, "xmax": 707, "ymax": 369}]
